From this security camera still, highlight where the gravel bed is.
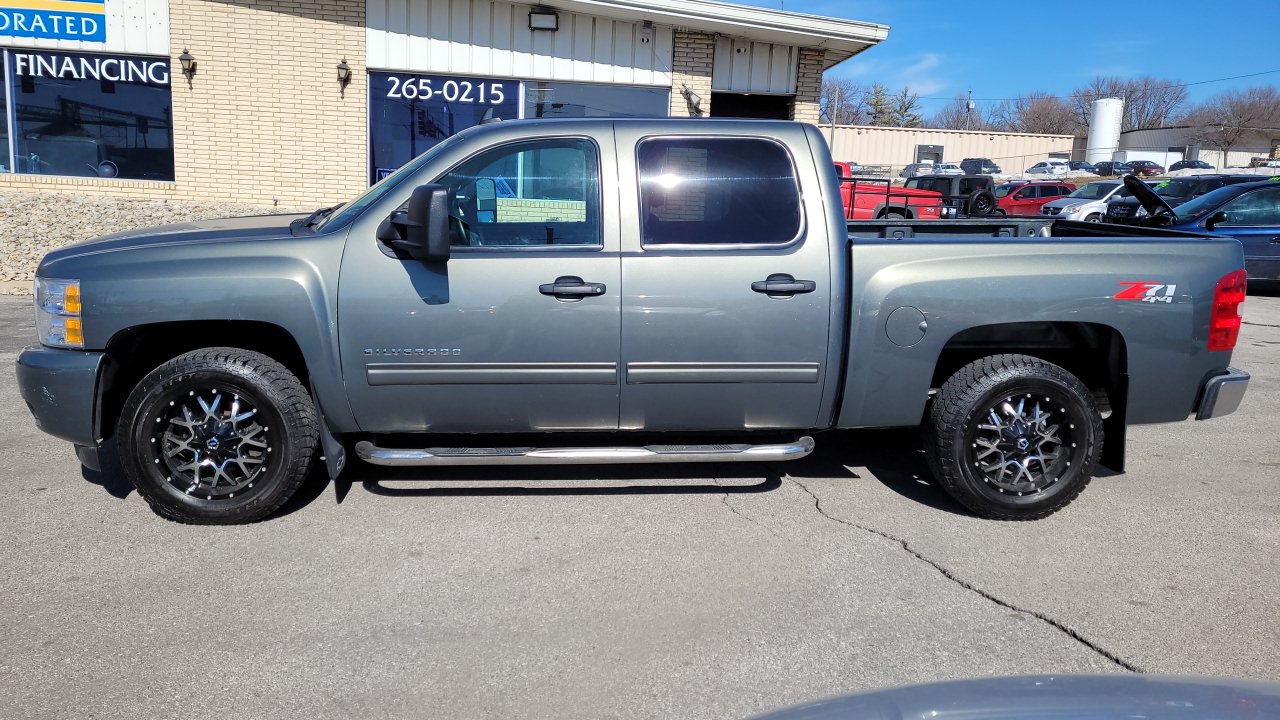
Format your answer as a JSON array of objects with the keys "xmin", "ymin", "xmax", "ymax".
[{"xmin": 0, "ymin": 193, "xmax": 299, "ymax": 294}]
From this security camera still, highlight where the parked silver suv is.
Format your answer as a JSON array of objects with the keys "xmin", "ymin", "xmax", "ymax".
[{"xmin": 1039, "ymin": 180, "xmax": 1126, "ymax": 222}]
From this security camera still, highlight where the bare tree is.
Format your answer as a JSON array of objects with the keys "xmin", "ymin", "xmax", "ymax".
[
  {"xmin": 989, "ymin": 92, "xmax": 1077, "ymax": 135},
  {"xmin": 930, "ymin": 94, "xmax": 989, "ymax": 130},
  {"xmin": 1071, "ymin": 76, "xmax": 1188, "ymax": 131},
  {"xmin": 820, "ymin": 77, "xmax": 868, "ymax": 125},
  {"xmin": 1183, "ymin": 86, "xmax": 1280, "ymax": 164}
]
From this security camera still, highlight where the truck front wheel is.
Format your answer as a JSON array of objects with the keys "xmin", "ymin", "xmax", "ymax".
[
  {"xmin": 117, "ymin": 348, "xmax": 319, "ymax": 524},
  {"xmin": 925, "ymin": 354, "xmax": 1103, "ymax": 520}
]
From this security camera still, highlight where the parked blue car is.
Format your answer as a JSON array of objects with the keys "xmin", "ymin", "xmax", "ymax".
[{"xmin": 1127, "ymin": 176, "xmax": 1280, "ymax": 281}]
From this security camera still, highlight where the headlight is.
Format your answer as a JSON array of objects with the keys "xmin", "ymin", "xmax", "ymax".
[
  {"xmin": 35, "ymin": 278, "xmax": 83, "ymax": 348},
  {"xmin": 1062, "ymin": 205, "xmax": 1082, "ymax": 214}
]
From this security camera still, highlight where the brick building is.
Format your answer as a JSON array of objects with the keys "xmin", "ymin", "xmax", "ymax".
[{"xmin": 0, "ymin": 0, "xmax": 886, "ymax": 207}]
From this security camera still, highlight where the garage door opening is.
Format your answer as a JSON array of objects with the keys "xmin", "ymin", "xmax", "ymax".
[{"xmin": 711, "ymin": 93, "xmax": 792, "ymax": 120}]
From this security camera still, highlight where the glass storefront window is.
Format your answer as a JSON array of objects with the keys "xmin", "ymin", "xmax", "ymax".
[
  {"xmin": 368, "ymin": 71, "xmax": 520, "ymax": 184},
  {"xmin": 523, "ymin": 81, "xmax": 668, "ymax": 119},
  {"xmin": 1, "ymin": 52, "xmax": 9, "ymax": 173},
  {"xmin": 6, "ymin": 49, "xmax": 174, "ymax": 180}
]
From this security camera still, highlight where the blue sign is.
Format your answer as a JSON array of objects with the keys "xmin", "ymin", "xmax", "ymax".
[{"xmin": 0, "ymin": 0, "xmax": 106, "ymax": 42}]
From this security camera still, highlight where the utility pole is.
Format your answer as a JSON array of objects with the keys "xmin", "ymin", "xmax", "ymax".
[
  {"xmin": 964, "ymin": 89, "xmax": 974, "ymax": 131},
  {"xmin": 828, "ymin": 85, "xmax": 840, "ymax": 150}
]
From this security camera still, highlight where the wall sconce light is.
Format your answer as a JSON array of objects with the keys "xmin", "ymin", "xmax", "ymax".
[
  {"xmin": 681, "ymin": 84, "xmax": 703, "ymax": 117},
  {"xmin": 639, "ymin": 20, "xmax": 654, "ymax": 44},
  {"xmin": 337, "ymin": 58, "xmax": 353, "ymax": 89},
  {"xmin": 528, "ymin": 8, "xmax": 559, "ymax": 31},
  {"xmin": 178, "ymin": 48, "xmax": 196, "ymax": 86}
]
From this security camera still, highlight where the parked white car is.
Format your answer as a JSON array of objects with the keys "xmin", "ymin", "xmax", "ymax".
[
  {"xmin": 1038, "ymin": 179, "xmax": 1125, "ymax": 222},
  {"xmin": 1026, "ymin": 160, "xmax": 1070, "ymax": 176},
  {"xmin": 933, "ymin": 163, "xmax": 964, "ymax": 176}
]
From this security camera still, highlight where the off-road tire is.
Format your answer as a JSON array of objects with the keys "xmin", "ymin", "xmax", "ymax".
[
  {"xmin": 881, "ymin": 211, "xmax": 906, "ymax": 220},
  {"xmin": 925, "ymin": 354, "xmax": 1103, "ymax": 520},
  {"xmin": 117, "ymin": 348, "xmax": 318, "ymax": 524},
  {"xmin": 967, "ymin": 189, "xmax": 997, "ymax": 216}
]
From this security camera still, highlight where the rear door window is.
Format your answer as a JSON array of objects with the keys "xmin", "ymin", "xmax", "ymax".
[{"xmin": 638, "ymin": 137, "xmax": 803, "ymax": 246}]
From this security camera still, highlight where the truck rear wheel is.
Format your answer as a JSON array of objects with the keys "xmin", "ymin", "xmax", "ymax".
[
  {"xmin": 925, "ymin": 354, "xmax": 1103, "ymax": 520},
  {"xmin": 117, "ymin": 348, "xmax": 318, "ymax": 524}
]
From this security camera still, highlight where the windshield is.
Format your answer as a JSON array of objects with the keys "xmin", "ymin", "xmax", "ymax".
[
  {"xmin": 994, "ymin": 184, "xmax": 1017, "ymax": 198},
  {"xmin": 1154, "ymin": 179, "xmax": 1197, "ymax": 197},
  {"xmin": 314, "ymin": 129, "xmax": 474, "ymax": 231},
  {"xmin": 1067, "ymin": 182, "xmax": 1119, "ymax": 199},
  {"xmin": 1171, "ymin": 184, "xmax": 1251, "ymax": 221}
]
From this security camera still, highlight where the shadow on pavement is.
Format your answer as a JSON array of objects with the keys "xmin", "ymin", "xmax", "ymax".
[
  {"xmin": 797, "ymin": 429, "xmax": 971, "ymax": 517},
  {"xmin": 79, "ymin": 440, "xmax": 134, "ymax": 500},
  {"xmin": 1247, "ymin": 280, "xmax": 1279, "ymax": 297}
]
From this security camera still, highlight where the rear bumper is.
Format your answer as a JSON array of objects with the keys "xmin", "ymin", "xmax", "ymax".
[
  {"xmin": 1195, "ymin": 367, "xmax": 1250, "ymax": 420},
  {"xmin": 15, "ymin": 345, "xmax": 106, "ymax": 446}
]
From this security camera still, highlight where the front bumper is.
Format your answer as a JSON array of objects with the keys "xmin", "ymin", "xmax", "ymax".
[
  {"xmin": 1195, "ymin": 367, "xmax": 1250, "ymax": 420},
  {"xmin": 16, "ymin": 345, "xmax": 106, "ymax": 446}
]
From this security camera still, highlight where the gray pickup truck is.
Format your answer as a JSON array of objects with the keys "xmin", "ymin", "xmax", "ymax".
[{"xmin": 18, "ymin": 118, "xmax": 1251, "ymax": 524}]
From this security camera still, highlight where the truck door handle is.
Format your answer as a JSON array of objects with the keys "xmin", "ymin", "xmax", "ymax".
[
  {"xmin": 751, "ymin": 274, "xmax": 817, "ymax": 297},
  {"xmin": 539, "ymin": 276, "xmax": 606, "ymax": 299}
]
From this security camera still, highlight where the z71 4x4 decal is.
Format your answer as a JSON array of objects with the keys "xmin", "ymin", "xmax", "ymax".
[{"xmin": 1114, "ymin": 281, "xmax": 1177, "ymax": 303}]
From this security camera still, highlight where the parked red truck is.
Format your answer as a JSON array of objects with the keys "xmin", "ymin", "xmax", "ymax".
[{"xmin": 834, "ymin": 161, "xmax": 944, "ymax": 220}]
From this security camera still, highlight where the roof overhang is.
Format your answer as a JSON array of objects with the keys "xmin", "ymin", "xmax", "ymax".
[{"xmin": 537, "ymin": 0, "xmax": 889, "ymax": 68}]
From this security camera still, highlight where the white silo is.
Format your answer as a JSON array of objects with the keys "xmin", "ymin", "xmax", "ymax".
[{"xmin": 1086, "ymin": 98, "xmax": 1124, "ymax": 163}]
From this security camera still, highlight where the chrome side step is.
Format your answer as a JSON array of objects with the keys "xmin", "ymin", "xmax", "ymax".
[{"xmin": 354, "ymin": 436, "xmax": 815, "ymax": 467}]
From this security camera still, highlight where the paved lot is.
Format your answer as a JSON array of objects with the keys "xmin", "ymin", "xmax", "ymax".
[{"xmin": 2, "ymin": 293, "xmax": 1278, "ymax": 720}]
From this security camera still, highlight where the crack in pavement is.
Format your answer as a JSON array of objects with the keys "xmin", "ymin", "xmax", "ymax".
[
  {"xmin": 713, "ymin": 476, "xmax": 789, "ymax": 542},
  {"xmin": 789, "ymin": 478, "xmax": 1144, "ymax": 674},
  {"xmin": 1243, "ymin": 321, "xmax": 1280, "ymax": 329}
]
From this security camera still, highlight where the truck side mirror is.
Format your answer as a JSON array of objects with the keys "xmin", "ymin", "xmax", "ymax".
[
  {"xmin": 1206, "ymin": 210, "xmax": 1228, "ymax": 231},
  {"xmin": 475, "ymin": 178, "xmax": 497, "ymax": 216},
  {"xmin": 378, "ymin": 184, "xmax": 451, "ymax": 263}
]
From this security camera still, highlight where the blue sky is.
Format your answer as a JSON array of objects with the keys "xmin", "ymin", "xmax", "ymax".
[{"xmin": 734, "ymin": 0, "xmax": 1280, "ymax": 115}]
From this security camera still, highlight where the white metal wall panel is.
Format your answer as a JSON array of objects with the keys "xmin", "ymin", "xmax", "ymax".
[
  {"xmin": 712, "ymin": 37, "xmax": 796, "ymax": 94},
  {"xmin": 824, "ymin": 125, "xmax": 1075, "ymax": 172},
  {"xmin": 0, "ymin": 0, "xmax": 169, "ymax": 55},
  {"xmin": 367, "ymin": 0, "xmax": 673, "ymax": 86}
]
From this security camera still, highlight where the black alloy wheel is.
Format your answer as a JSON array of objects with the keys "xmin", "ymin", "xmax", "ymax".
[
  {"xmin": 118, "ymin": 348, "xmax": 318, "ymax": 524},
  {"xmin": 926, "ymin": 354, "xmax": 1103, "ymax": 520}
]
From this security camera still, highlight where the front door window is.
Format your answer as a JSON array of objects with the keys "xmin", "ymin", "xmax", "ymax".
[{"xmin": 436, "ymin": 138, "xmax": 601, "ymax": 247}]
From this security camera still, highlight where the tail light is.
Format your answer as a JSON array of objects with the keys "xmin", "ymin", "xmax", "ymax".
[{"xmin": 1208, "ymin": 269, "xmax": 1247, "ymax": 351}]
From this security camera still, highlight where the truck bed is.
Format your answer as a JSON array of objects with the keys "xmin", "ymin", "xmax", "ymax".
[{"xmin": 847, "ymin": 217, "xmax": 1219, "ymax": 240}]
